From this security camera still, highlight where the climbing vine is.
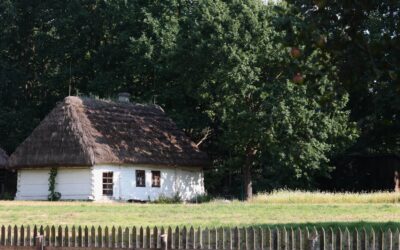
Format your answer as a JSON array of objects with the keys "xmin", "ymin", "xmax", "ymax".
[{"xmin": 48, "ymin": 167, "xmax": 61, "ymax": 201}]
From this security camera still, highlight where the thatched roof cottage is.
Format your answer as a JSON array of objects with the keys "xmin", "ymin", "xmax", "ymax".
[{"xmin": 9, "ymin": 95, "xmax": 208, "ymax": 201}]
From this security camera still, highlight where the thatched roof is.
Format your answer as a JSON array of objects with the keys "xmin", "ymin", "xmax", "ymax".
[
  {"xmin": 0, "ymin": 148, "xmax": 8, "ymax": 168},
  {"xmin": 8, "ymin": 96, "xmax": 208, "ymax": 168}
]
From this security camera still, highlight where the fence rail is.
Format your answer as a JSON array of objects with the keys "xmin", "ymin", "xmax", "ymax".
[{"xmin": 0, "ymin": 225, "xmax": 399, "ymax": 250}]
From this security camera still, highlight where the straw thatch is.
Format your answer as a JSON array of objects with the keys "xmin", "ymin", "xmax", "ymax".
[
  {"xmin": 0, "ymin": 148, "xmax": 8, "ymax": 168},
  {"xmin": 8, "ymin": 96, "xmax": 208, "ymax": 168}
]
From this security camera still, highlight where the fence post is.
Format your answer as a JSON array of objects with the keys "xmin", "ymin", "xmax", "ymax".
[
  {"xmin": 36, "ymin": 235, "xmax": 44, "ymax": 250},
  {"xmin": 307, "ymin": 230, "xmax": 318, "ymax": 250},
  {"xmin": 160, "ymin": 234, "xmax": 168, "ymax": 250}
]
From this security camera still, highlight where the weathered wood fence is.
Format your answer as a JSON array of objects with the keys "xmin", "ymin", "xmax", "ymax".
[{"xmin": 0, "ymin": 225, "xmax": 399, "ymax": 250}]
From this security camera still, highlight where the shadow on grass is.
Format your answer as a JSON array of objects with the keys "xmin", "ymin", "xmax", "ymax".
[{"xmin": 252, "ymin": 221, "xmax": 400, "ymax": 231}]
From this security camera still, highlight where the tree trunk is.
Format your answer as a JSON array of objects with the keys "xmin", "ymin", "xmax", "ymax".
[
  {"xmin": 243, "ymin": 161, "xmax": 253, "ymax": 200},
  {"xmin": 243, "ymin": 146, "xmax": 256, "ymax": 201},
  {"xmin": 395, "ymin": 171, "xmax": 400, "ymax": 192}
]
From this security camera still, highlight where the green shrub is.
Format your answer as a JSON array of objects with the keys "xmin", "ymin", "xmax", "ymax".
[
  {"xmin": 48, "ymin": 168, "xmax": 62, "ymax": 201},
  {"xmin": 153, "ymin": 193, "xmax": 182, "ymax": 204},
  {"xmin": 190, "ymin": 194, "xmax": 213, "ymax": 203},
  {"xmin": 0, "ymin": 192, "xmax": 14, "ymax": 200}
]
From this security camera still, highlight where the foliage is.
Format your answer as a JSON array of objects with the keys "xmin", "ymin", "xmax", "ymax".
[
  {"xmin": 189, "ymin": 194, "xmax": 214, "ymax": 204},
  {"xmin": 0, "ymin": 192, "xmax": 14, "ymax": 201},
  {"xmin": 0, "ymin": 0, "xmax": 180, "ymax": 152},
  {"xmin": 172, "ymin": 0, "xmax": 357, "ymax": 198},
  {"xmin": 152, "ymin": 193, "xmax": 182, "ymax": 204},
  {"xmin": 284, "ymin": 0, "xmax": 400, "ymax": 156},
  {"xmin": 48, "ymin": 168, "xmax": 61, "ymax": 201}
]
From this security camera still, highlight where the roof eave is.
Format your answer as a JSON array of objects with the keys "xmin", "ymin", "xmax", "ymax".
[{"xmin": 7, "ymin": 163, "xmax": 93, "ymax": 170}]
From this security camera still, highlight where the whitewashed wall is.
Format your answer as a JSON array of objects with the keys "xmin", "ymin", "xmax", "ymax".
[
  {"xmin": 15, "ymin": 167, "xmax": 92, "ymax": 200},
  {"xmin": 15, "ymin": 165, "xmax": 204, "ymax": 201},
  {"xmin": 92, "ymin": 165, "xmax": 205, "ymax": 201}
]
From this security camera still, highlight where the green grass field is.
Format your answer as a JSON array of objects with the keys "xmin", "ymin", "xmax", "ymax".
[{"xmin": 0, "ymin": 200, "xmax": 400, "ymax": 229}]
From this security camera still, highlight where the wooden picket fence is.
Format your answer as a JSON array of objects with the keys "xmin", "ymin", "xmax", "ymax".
[{"xmin": 0, "ymin": 225, "xmax": 399, "ymax": 250}]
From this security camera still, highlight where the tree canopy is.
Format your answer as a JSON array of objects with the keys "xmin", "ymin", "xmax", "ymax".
[{"xmin": 285, "ymin": 0, "xmax": 400, "ymax": 155}]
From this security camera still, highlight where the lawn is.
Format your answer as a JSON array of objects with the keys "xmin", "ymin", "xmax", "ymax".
[{"xmin": 0, "ymin": 200, "xmax": 400, "ymax": 229}]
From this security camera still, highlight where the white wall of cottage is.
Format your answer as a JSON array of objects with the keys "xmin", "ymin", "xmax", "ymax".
[{"xmin": 15, "ymin": 165, "xmax": 205, "ymax": 201}]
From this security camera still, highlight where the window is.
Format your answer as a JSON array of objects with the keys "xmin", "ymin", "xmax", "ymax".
[
  {"xmin": 152, "ymin": 171, "xmax": 161, "ymax": 187},
  {"xmin": 102, "ymin": 172, "xmax": 113, "ymax": 196},
  {"xmin": 136, "ymin": 170, "xmax": 146, "ymax": 187}
]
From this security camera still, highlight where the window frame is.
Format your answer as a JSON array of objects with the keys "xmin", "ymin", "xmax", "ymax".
[
  {"xmin": 136, "ymin": 170, "xmax": 146, "ymax": 187},
  {"xmin": 151, "ymin": 171, "xmax": 161, "ymax": 188},
  {"xmin": 102, "ymin": 172, "xmax": 114, "ymax": 196}
]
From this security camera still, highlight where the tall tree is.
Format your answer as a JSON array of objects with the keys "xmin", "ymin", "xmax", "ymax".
[{"xmin": 170, "ymin": 0, "xmax": 357, "ymax": 199}]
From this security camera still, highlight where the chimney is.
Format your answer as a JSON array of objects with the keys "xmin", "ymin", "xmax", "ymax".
[{"xmin": 117, "ymin": 92, "xmax": 131, "ymax": 103}]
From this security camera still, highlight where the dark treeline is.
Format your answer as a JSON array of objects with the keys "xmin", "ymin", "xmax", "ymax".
[{"xmin": 0, "ymin": 0, "xmax": 398, "ymax": 199}]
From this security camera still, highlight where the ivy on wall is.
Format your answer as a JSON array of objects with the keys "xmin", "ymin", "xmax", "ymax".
[{"xmin": 48, "ymin": 168, "xmax": 61, "ymax": 201}]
